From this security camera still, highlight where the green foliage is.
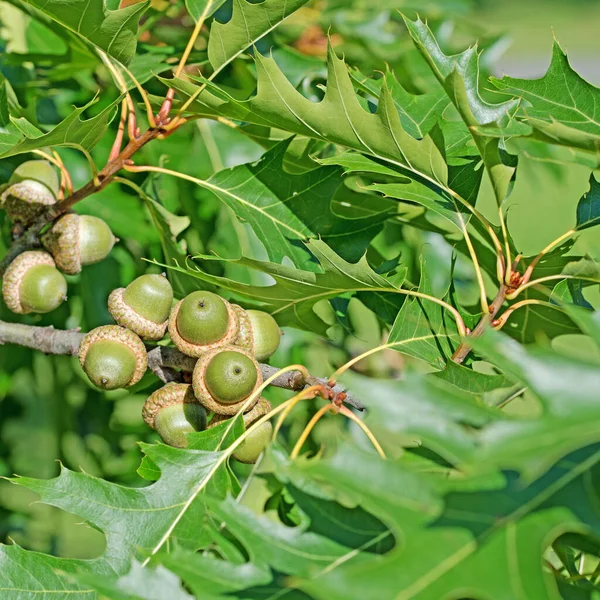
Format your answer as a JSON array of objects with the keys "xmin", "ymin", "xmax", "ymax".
[
  {"xmin": 1, "ymin": 1, "xmax": 600, "ymax": 599},
  {"xmin": 0, "ymin": 97, "xmax": 119, "ymax": 158},
  {"xmin": 17, "ymin": 0, "xmax": 149, "ymax": 64},
  {"xmin": 492, "ymin": 42, "xmax": 600, "ymax": 161}
]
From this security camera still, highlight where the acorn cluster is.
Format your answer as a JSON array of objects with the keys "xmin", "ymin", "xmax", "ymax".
[
  {"xmin": 77, "ymin": 274, "xmax": 281, "ymax": 463},
  {"xmin": 1, "ymin": 160, "xmax": 279, "ymax": 463},
  {"xmin": 1, "ymin": 160, "xmax": 116, "ymax": 314}
]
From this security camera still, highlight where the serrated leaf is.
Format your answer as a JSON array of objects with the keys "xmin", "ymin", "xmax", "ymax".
[
  {"xmin": 350, "ymin": 68, "xmax": 451, "ymax": 140},
  {"xmin": 491, "ymin": 42, "xmax": 600, "ymax": 161},
  {"xmin": 404, "ymin": 16, "xmax": 520, "ymax": 203},
  {"xmin": 207, "ymin": 0, "xmax": 309, "ymax": 76},
  {"xmin": 154, "ymin": 545, "xmax": 271, "ymax": 598},
  {"xmin": 164, "ymin": 45, "xmax": 448, "ymax": 185},
  {"xmin": 130, "ymin": 179, "xmax": 194, "ymax": 299},
  {"xmin": 503, "ymin": 287, "xmax": 581, "ymax": 345},
  {"xmin": 22, "ymin": 0, "xmax": 148, "ymax": 64},
  {"xmin": 10, "ymin": 441, "xmax": 234, "ymax": 576},
  {"xmin": 0, "ymin": 98, "xmax": 119, "ymax": 158},
  {"xmin": 205, "ymin": 495, "xmax": 361, "ymax": 578},
  {"xmin": 156, "ymin": 239, "xmax": 405, "ymax": 334}
]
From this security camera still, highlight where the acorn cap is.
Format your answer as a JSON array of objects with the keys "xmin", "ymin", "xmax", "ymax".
[
  {"xmin": 233, "ymin": 304, "xmax": 253, "ymax": 351},
  {"xmin": 168, "ymin": 296, "xmax": 239, "ymax": 358},
  {"xmin": 2, "ymin": 250, "xmax": 65, "ymax": 314},
  {"xmin": 233, "ymin": 421, "xmax": 273, "ymax": 464},
  {"xmin": 209, "ymin": 397, "xmax": 272, "ymax": 429},
  {"xmin": 9, "ymin": 160, "xmax": 60, "ymax": 196},
  {"xmin": 142, "ymin": 382, "xmax": 201, "ymax": 430},
  {"xmin": 192, "ymin": 345, "xmax": 262, "ymax": 416},
  {"xmin": 78, "ymin": 325, "xmax": 147, "ymax": 388},
  {"xmin": 108, "ymin": 287, "xmax": 169, "ymax": 341},
  {"xmin": 42, "ymin": 214, "xmax": 116, "ymax": 275},
  {"xmin": 41, "ymin": 213, "xmax": 80, "ymax": 273},
  {"xmin": 1, "ymin": 180, "xmax": 56, "ymax": 223}
]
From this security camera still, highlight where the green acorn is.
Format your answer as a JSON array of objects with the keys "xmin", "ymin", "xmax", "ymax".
[
  {"xmin": 168, "ymin": 291, "xmax": 239, "ymax": 358},
  {"xmin": 233, "ymin": 421, "xmax": 274, "ymax": 464},
  {"xmin": 235, "ymin": 308, "xmax": 282, "ymax": 361},
  {"xmin": 108, "ymin": 274, "xmax": 173, "ymax": 340},
  {"xmin": 42, "ymin": 213, "xmax": 116, "ymax": 274},
  {"xmin": 2, "ymin": 250, "xmax": 67, "ymax": 314},
  {"xmin": 9, "ymin": 160, "xmax": 60, "ymax": 195},
  {"xmin": 192, "ymin": 346, "xmax": 262, "ymax": 415},
  {"xmin": 78, "ymin": 325, "xmax": 147, "ymax": 390},
  {"xmin": 142, "ymin": 383, "xmax": 207, "ymax": 448},
  {"xmin": 1, "ymin": 160, "xmax": 59, "ymax": 223}
]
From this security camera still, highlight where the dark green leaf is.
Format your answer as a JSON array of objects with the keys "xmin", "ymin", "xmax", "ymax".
[{"xmin": 577, "ymin": 175, "xmax": 600, "ymax": 231}]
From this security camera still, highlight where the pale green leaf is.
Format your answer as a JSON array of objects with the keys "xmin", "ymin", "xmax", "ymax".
[
  {"xmin": 492, "ymin": 43, "xmax": 600, "ymax": 162},
  {"xmin": 22, "ymin": 0, "xmax": 148, "ymax": 64},
  {"xmin": 0, "ymin": 98, "xmax": 119, "ymax": 158},
  {"xmin": 164, "ymin": 46, "xmax": 448, "ymax": 185}
]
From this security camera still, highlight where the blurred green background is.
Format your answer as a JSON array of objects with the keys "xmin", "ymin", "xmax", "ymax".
[{"xmin": 0, "ymin": 0, "xmax": 599, "ymax": 561}]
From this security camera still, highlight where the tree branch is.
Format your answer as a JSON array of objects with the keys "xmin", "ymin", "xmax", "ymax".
[
  {"xmin": 0, "ymin": 320, "xmax": 365, "ymax": 411},
  {"xmin": 0, "ymin": 125, "xmax": 174, "ymax": 275}
]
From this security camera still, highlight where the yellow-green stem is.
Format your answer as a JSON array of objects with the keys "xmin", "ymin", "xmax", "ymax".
[
  {"xmin": 521, "ymin": 229, "xmax": 576, "ymax": 285},
  {"xmin": 290, "ymin": 404, "xmax": 336, "ymax": 460},
  {"xmin": 507, "ymin": 274, "xmax": 600, "ymax": 300},
  {"xmin": 338, "ymin": 405, "xmax": 386, "ymax": 459}
]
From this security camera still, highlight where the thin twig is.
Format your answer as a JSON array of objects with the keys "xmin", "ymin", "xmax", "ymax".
[
  {"xmin": 0, "ymin": 320, "xmax": 366, "ymax": 411},
  {"xmin": 451, "ymin": 284, "xmax": 508, "ymax": 365},
  {"xmin": 158, "ymin": 1, "xmax": 214, "ymax": 119}
]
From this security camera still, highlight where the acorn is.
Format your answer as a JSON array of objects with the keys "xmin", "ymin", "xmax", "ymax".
[
  {"xmin": 9, "ymin": 160, "xmax": 60, "ymax": 194},
  {"xmin": 78, "ymin": 325, "xmax": 147, "ymax": 390},
  {"xmin": 2, "ymin": 250, "xmax": 67, "ymax": 314},
  {"xmin": 168, "ymin": 290, "xmax": 239, "ymax": 358},
  {"xmin": 142, "ymin": 383, "xmax": 207, "ymax": 448},
  {"xmin": 233, "ymin": 421, "xmax": 274, "ymax": 464},
  {"xmin": 209, "ymin": 397, "xmax": 273, "ymax": 429},
  {"xmin": 1, "ymin": 160, "xmax": 59, "ymax": 223},
  {"xmin": 192, "ymin": 346, "xmax": 262, "ymax": 415},
  {"xmin": 41, "ymin": 213, "xmax": 116, "ymax": 274},
  {"xmin": 108, "ymin": 274, "xmax": 173, "ymax": 340},
  {"xmin": 235, "ymin": 308, "xmax": 282, "ymax": 361}
]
